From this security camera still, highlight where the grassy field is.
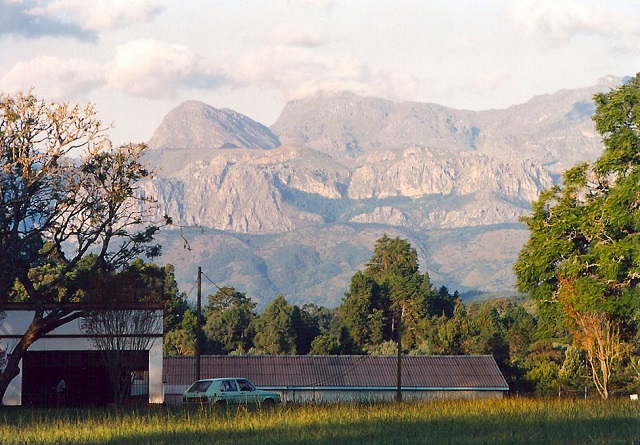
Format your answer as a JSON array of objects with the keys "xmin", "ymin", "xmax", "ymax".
[{"xmin": 0, "ymin": 398, "xmax": 638, "ymax": 445}]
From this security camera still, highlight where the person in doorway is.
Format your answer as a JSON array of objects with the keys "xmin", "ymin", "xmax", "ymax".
[{"xmin": 56, "ymin": 378, "xmax": 66, "ymax": 406}]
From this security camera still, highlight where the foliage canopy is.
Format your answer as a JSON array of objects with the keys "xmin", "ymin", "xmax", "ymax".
[
  {"xmin": 0, "ymin": 92, "xmax": 167, "ymax": 403},
  {"xmin": 514, "ymin": 73, "xmax": 640, "ymax": 398}
]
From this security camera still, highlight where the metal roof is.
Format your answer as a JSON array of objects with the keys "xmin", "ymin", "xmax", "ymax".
[{"xmin": 164, "ymin": 355, "xmax": 509, "ymax": 390}]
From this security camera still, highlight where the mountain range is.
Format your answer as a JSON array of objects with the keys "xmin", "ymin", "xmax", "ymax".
[{"xmin": 141, "ymin": 76, "xmax": 623, "ymax": 309}]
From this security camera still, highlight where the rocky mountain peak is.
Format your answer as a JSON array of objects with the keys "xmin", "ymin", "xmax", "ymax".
[
  {"xmin": 147, "ymin": 100, "xmax": 281, "ymax": 150},
  {"xmin": 144, "ymin": 76, "xmax": 624, "ymax": 308},
  {"xmin": 270, "ymin": 91, "xmax": 486, "ymax": 158}
]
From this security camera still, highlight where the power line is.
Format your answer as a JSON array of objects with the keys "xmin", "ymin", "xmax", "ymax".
[
  {"xmin": 185, "ymin": 277, "xmax": 198, "ymax": 299},
  {"xmin": 201, "ymin": 271, "xmax": 224, "ymax": 292}
]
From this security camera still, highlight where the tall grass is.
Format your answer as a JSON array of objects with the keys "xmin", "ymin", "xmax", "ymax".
[{"xmin": 0, "ymin": 398, "xmax": 637, "ymax": 445}]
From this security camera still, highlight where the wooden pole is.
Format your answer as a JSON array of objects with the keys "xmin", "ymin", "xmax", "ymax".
[
  {"xmin": 396, "ymin": 304, "xmax": 403, "ymax": 402},
  {"xmin": 195, "ymin": 266, "xmax": 202, "ymax": 381}
]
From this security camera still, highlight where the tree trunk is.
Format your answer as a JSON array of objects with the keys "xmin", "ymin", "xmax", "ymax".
[
  {"xmin": 0, "ymin": 310, "xmax": 44, "ymax": 404},
  {"xmin": 0, "ymin": 308, "xmax": 84, "ymax": 405}
]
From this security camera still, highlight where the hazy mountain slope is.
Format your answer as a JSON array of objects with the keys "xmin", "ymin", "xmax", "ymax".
[
  {"xmin": 473, "ymin": 77, "xmax": 621, "ymax": 175},
  {"xmin": 145, "ymin": 77, "xmax": 622, "ymax": 308},
  {"xmin": 147, "ymin": 100, "xmax": 281, "ymax": 151},
  {"xmin": 271, "ymin": 92, "xmax": 480, "ymax": 158}
]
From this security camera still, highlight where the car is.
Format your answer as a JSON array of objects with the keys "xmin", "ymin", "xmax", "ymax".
[{"xmin": 182, "ymin": 378, "xmax": 281, "ymax": 407}]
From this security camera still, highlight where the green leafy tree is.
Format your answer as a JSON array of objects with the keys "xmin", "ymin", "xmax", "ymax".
[
  {"xmin": 502, "ymin": 305, "xmax": 538, "ymax": 364},
  {"xmin": 160, "ymin": 264, "xmax": 189, "ymax": 334},
  {"xmin": 426, "ymin": 285, "xmax": 458, "ymax": 318},
  {"xmin": 340, "ymin": 235, "xmax": 430, "ymax": 352},
  {"xmin": 150, "ymin": 263, "xmax": 194, "ymax": 356},
  {"xmin": 309, "ymin": 333, "xmax": 342, "ymax": 355},
  {"xmin": 558, "ymin": 344, "xmax": 586, "ymax": 390},
  {"xmin": 252, "ymin": 294, "xmax": 297, "ymax": 355},
  {"xmin": 432, "ymin": 300, "xmax": 470, "ymax": 355},
  {"xmin": 340, "ymin": 271, "xmax": 387, "ymax": 346},
  {"xmin": 309, "ymin": 313, "xmax": 361, "ymax": 355},
  {"xmin": 164, "ymin": 310, "xmax": 197, "ymax": 356},
  {"xmin": 0, "ymin": 92, "xmax": 166, "ymax": 402},
  {"xmin": 294, "ymin": 304, "xmax": 334, "ymax": 355},
  {"xmin": 466, "ymin": 302, "xmax": 510, "ymax": 377},
  {"xmin": 523, "ymin": 341, "xmax": 564, "ymax": 395},
  {"xmin": 203, "ymin": 287, "xmax": 256, "ymax": 354},
  {"xmin": 515, "ymin": 74, "xmax": 640, "ymax": 398}
]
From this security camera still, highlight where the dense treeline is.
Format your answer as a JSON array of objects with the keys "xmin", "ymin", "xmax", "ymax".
[{"xmin": 162, "ymin": 235, "xmax": 638, "ymax": 397}]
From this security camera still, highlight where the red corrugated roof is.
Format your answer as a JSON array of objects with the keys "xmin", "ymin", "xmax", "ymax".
[{"xmin": 164, "ymin": 355, "xmax": 508, "ymax": 390}]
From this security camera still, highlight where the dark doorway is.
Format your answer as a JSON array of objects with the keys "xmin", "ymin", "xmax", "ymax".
[{"xmin": 22, "ymin": 350, "xmax": 148, "ymax": 407}]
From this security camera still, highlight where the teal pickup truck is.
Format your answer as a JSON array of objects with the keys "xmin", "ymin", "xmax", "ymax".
[{"xmin": 182, "ymin": 378, "xmax": 281, "ymax": 407}]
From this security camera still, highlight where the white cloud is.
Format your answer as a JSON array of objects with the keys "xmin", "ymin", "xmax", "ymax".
[
  {"xmin": 106, "ymin": 39, "xmax": 226, "ymax": 98},
  {"xmin": 511, "ymin": 0, "xmax": 640, "ymax": 49},
  {"xmin": 1, "ymin": 39, "xmax": 227, "ymax": 100},
  {"xmin": 0, "ymin": 56, "xmax": 104, "ymax": 99},
  {"xmin": 465, "ymin": 73, "xmax": 505, "ymax": 97},
  {"xmin": 453, "ymin": 34, "xmax": 478, "ymax": 52},
  {"xmin": 288, "ymin": 0, "xmax": 336, "ymax": 10},
  {"xmin": 28, "ymin": 0, "xmax": 164, "ymax": 32},
  {"xmin": 231, "ymin": 46, "xmax": 417, "ymax": 102},
  {"xmin": 269, "ymin": 24, "xmax": 329, "ymax": 47}
]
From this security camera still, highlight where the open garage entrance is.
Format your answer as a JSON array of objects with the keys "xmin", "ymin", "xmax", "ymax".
[{"xmin": 22, "ymin": 350, "xmax": 149, "ymax": 407}]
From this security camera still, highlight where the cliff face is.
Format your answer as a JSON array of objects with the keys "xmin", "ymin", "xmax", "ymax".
[
  {"xmin": 143, "ymin": 77, "xmax": 622, "ymax": 308},
  {"xmin": 144, "ymin": 147, "xmax": 551, "ymax": 232}
]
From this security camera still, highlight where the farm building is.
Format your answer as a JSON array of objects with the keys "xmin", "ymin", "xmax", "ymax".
[
  {"xmin": 0, "ymin": 304, "xmax": 164, "ymax": 406},
  {"xmin": 163, "ymin": 355, "xmax": 509, "ymax": 404}
]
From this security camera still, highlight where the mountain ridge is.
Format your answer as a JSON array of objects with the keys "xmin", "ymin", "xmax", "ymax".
[
  {"xmin": 143, "ymin": 77, "xmax": 622, "ymax": 309},
  {"xmin": 148, "ymin": 100, "xmax": 281, "ymax": 151}
]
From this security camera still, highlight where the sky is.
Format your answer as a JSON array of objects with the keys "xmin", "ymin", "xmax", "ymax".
[{"xmin": 2, "ymin": 0, "xmax": 640, "ymax": 146}]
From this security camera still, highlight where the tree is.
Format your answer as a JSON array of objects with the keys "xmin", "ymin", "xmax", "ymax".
[
  {"xmin": 340, "ymin": 235, "xmax": 428, "ymax": 351},
  {"xmin": 426, "ymin": 285, "xmax": 458, "ymax": 318},
  {"xmin": 82, "ymin": 308, "xmax": 161, "ymax": 405},
  {"xmin": 465, "ymin": 302, "xmax": 510, "ymax": 376},
  {"xmin": 432, "ymin": 300, "xmax": 470, "ymax": 355},
  {"xmin": 76, "ymin": 261, "xmax": 177, "ymax": 405},
  {"xmin": 164, "ymin": 310, "xmax": 197, "ymax": 356},
  {"xmin": 309, "ymin": 312, "xmax": 361, "ymax": 355},
  {"xmin": 293, "ymin": 304, "xmax": 333, "ymax": 355},
  {"xmin": 161, "ymin": 264, "xmax": 190, "ymax": 334},
  {"xmin": 252, "ymin": 295, "xmax": 297, "ymax": 355},
  {"xmin": 0, "ymin": 92, "xmax": 165, "ymax": 402},
  {"xmin": 203, "ymin": 287, "xmax": 256, "ymax": 354},
  {"xmin": 514, "ymin": 74, "xmax": 640, "ymax": 398},
  {"xmin": 339, "ymin": 271, "xmax": 387, "ymax": 346},
  {"xmin": 79, "ymin": 265, "xmax": 164, "ymax": 405}
]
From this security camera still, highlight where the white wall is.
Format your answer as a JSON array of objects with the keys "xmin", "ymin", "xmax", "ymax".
[
  {"xmin": 0, "ymin": 310, "xmax": 164, "ymax": 405},
  {"xmin": 275, "ymin": 389, "xmax": 504, "ymax": 404},
  {"xmin": 162, "ymin": 386, "xmax": 504, "ymax": 406}
]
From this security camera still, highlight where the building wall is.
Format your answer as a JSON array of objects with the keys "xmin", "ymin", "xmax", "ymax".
[
  {"xmin": 0, "ymin": 310, "xmax": 163, "ymax": 406},
  {"xmin": 276, "ymin": 389, "xmax": 504, "ymax": 404},
  {"xmin": 163, "ymin": 385, "xmax": 504, "ymax": 406}
]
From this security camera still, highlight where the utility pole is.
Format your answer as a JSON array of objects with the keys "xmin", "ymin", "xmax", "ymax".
[
  {"xmin": 396, "ymin": 303, "xmax": 403, "ymax": 402},
  {"xmin": 195, "ymin": 266, "xmax": 202, "ymax": 381}
]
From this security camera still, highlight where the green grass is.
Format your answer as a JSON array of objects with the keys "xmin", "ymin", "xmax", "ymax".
[{"xmin": 0, "ymin": 398, "xmax": 637, "ymax": 445}]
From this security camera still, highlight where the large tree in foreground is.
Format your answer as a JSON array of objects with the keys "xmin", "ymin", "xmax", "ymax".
[
  {"xmin": 514, "ymin": 74, "xmax": 640, "ymax": 399},
  {"xmin": 0, "ymin": 92, "xmax": 166, "ymax": 403}
]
